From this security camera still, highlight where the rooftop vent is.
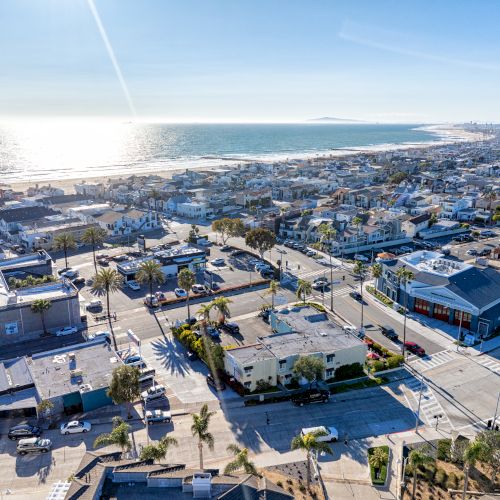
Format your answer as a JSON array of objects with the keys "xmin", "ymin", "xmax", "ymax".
[{"xmin": 79, "ymin": 383, "xmax": 92, "ymax": 393}]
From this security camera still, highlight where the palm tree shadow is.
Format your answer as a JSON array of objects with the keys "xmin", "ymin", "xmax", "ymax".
[{"xmin": 150, "ymin": 337, "xmax": 191, "ymax": 377}]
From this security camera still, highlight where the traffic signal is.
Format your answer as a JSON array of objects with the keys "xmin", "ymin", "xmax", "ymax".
[{"xmin": 342, "ymin": 275, "xmax": 346, "ymax": 280}]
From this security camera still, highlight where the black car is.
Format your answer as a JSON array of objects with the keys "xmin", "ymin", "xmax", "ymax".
[
  {"xmin": 206, "ymin": 373, "xmax": 226, "ymax": 391},
  {"xmin": 220, "ymin": 322, "xmax": 240, "ymax": 335},
  {"xmin": 380, "ymin": 325, "xmax": 399, "ymax": 341},
  {"xmin": 259, "ymin": 308, "xmax": 271, "ymax": 323},
  {"xmin": 72, "ymin": 277, "xmax": 86, "ymax": 286},
  {"xmin": 349, "ymin": 291, "xmax": 362, "ymax": 301},
  {"xmin": 8, "ymin": 424, "xmax": 42, "ymax": 441},
  {"xmin": 292, "ymin": 389, "xmax": 330, "ymax": 407},
  {"xmin": 186, "ymin": 350, "xmax": 199, "ymax": 361}
]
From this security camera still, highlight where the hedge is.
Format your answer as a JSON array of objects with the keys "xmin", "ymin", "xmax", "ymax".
[
  {"xmin": 366, "ymin": 285, "xmax": 393, "ymax": 306},
  {"xmin": 368, "ymin": 445, "xmax": 389, "ymax": 485}
]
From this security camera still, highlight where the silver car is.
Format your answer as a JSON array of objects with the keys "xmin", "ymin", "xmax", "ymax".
[{"xmin": 16, "ymin": 437, "xmax": 52, "ymax": 455}]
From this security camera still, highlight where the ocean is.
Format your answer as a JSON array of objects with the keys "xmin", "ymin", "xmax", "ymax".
[{"xmin": 0, "ymin": 122, "xmax": 444, "ymax": 183}]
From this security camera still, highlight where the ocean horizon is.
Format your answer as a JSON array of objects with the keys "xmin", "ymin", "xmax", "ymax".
[{"xmin": 0, "ymin": 122, "xmax": 461, "ymax": 184}]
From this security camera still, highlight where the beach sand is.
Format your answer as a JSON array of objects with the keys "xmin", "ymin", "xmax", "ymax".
[{"xmin": 1, "ymin": 124, "xmax": 488, "ymax": 195}]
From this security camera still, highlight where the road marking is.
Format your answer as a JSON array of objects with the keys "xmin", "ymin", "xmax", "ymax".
[
  {"xmin": 474, "ymin": 355, "xmax": 500, "ymax": 376},
  {"xmin": 408, "ymin": 349, "xmax": 456, "ymax": 372}
]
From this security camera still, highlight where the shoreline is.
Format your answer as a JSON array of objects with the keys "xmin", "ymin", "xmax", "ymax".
[{"xmin": 2, "ymin": 124, "xmax": 489, "ymax": 194}]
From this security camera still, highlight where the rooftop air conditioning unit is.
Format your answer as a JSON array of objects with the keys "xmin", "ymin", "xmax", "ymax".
[{"xmin": 79, "ymin": 384, "xmax": 92, "ymax": 393}]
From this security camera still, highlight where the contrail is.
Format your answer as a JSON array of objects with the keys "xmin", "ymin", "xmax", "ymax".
[{"xmin": 87, "ymin": 0, "xmax": 137, "ymax": 116}]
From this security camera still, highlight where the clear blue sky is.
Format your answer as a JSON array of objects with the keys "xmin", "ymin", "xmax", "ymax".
[{"xmin": 1, "ymin": 0, "xmax": 499, "ymax": 122}]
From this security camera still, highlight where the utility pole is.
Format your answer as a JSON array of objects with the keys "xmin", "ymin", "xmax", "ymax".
[
  {"xmin": 492, "ymin": 392, "xmax": 500, "ymax": 430},
  {"xmin": 415, "ymin": 374, "xmax": 424, "ymax": 433}
]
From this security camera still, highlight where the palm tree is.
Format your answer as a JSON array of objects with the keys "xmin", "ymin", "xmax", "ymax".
[
  {"xmin": 31, "ymin": 299, "xmax": 52, "ymax": 333},
  {"xmin": 266, "ymin": 280, "xmax": 279, "ymax": 309},
  {"xmin": 408, "ymin": 447, "xmax": 433, "ymax": 499},
  {"xmin": 177, "ymin": 268, "xmax": 196, "ymax": 321},
  {"xmin": 54, "ymin": 233, "xmax": 76, "ymax": 269},
  {"xmin": 318, "ymin": 224, "xmax": 337, "ymax": 311},
  {"xmin": 296, "ymin": 279, "xmax": 312, "ymax": 304},
  {"xmin": 371, "ymin": 263, "xmax": 382, "ymax": 291},
  {"xmin": 369, "ymin": 447, "xmax": 389, "ymax": 478},
  {"xmin": 191, "ymin": 403, "xmax": 216, "ymax": 470},
  {"xmin": 136, "ymin": 260, "xmax": 165, "ymax": 298},
  {"xmin": 224, "ymin": 444, "xmax": 258, "ymax": 475},
  {"xmin": 462, "ymin": 439, "xmax": 488, "ymax": 500},
  {"xmin": 140, "ymin": 435, "xmax": 178, "ymax": 463},
  {"xmin": 486, "ymin": 192, "xmax": 497, "ymax": 225},
  {"xmin": 353, "ymin": 260, "xmax": 367, "ymax": 329},
  {"xmin": 352, "ymin": 216, "xmax": 363, "ymax": 254},
  {"xmin": 92, "ymin": 268, "xmax": 124, "ymax": 347},
  {"xmin": 291, "ymin": 429, "xmax": 332, "ymax": 489},
  {"xmin": 396, "ymin": 266, "xmax": 414, "ymax": 359},
  {"xmin": 93, "ymin": 421, "xmax": 132, "ymax": 457},
  {"xmin": 211, "ymin": 296, "xmax": 232, "ymax": 325},
  {"xmin": 81, "ymin": 226, "xmax": 107, "ymax": 272}
]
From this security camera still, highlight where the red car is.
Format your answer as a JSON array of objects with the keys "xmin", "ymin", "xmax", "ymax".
[{"xmin": 404, "ymin": 341, "xmax": 426, "ymax": 356}]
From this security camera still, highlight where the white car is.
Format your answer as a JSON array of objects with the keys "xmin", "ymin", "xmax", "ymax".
[
  {"xmin": 301, "ymin": 425, "xmax": 338, "ymax": 443},
  {"xmin": 87, "ymin": 330, "xmax": 111, "ymax": 342},
  {"xmin": 354, "ymin": 254, "xmax": 369, "ymax": 262},
  {"xmin": 60, "ymin": 421, "xmax": 91, "ymax": 435},
  {"xmin": 192, "ymin": 284, "xmax": 208, "ymax": 294},
  {"xmin": 61, "ymin": 269, "xmax": 79, "ymax": 279},
  {"xmin": 174, "ymin": 288, "xmax": 188, "ymax": 298},
  {"xmin": 55, "ymin": 326, "xmax": 78, "ymax": 336},
  {"xmin": 141, "ymin": 385, "xmax": 166, "ymax": 401},
  {"xmin": 86, "ymin": 299, "xmax": 102, "ymax": 310},
  {"xmin": 127, "ymin": 280, "xmax": 141, "ymax": 291},
  {"xmin": 210, "ymin": 258, "xmax": 225, "ymax": 266}
]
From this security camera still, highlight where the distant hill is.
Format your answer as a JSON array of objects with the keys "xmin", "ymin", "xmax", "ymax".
[{"xmin": 308, "ymin": 116, "xmax": 366, "ymax": 123}]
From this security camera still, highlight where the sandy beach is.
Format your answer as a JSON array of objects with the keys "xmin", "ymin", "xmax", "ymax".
[{"xmin": 1, "ymin": 124, "xmax": 488, "ymax": 195}]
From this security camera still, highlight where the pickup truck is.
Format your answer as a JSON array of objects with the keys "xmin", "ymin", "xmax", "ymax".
[
  {"xmin": 291, "ymin": 389, "xmax": 330, "ymax": 407},
  {"xmin": 144, "ymin": 410, "xmax": 171, "ymax": 425}
]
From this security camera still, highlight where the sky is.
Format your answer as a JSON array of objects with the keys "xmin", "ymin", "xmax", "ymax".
[{"xmin": 0, "ymin": 0, "xmax": 499, "ymax": 123}]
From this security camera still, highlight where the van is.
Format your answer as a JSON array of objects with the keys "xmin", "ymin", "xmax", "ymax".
[{"xmin": 301, "ymin": 425, "xmax": 338, "ymax": 442}]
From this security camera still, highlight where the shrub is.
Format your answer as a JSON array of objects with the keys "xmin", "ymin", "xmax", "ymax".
[
  {"xmin": 445, "ymin": 472, "xmax": 458, "ymax": 490},
  {"xmin": 333, "ymin": 362, "xmax": 365, "ymax": 381},
  {"xmin": 298, "ymin": 484, "xmax": 306, "ymax": 493},
  {"xmin": 437, "ymin": 439, "xmax": 451, "ymax": 461},
  {"xmin": 371, "ymin": 360, "xmax": 386, "ymax": 373},
  {"xmin": 434, "ymin": 468, "xmax": 447, "ymax": 488},
  {"xmin": 386, "ymin": 355, "xmax": 404, "ymax": 369},
  {"xmin": 276, "ymin": 481, "xmax": 283, "ymax": 488}
]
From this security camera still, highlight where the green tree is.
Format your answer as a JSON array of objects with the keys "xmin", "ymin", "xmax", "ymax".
[
  {"xmin": 107, "ymin": 365, "xmax": 141, "ymax": 419},
  {"xmin": 293, "ymin": 355, "xmax": 325, "ymax": 388},
  {"xmin": 353, "ymin": 260, "xmax": 367, "ymax": 330},
  {"xmin": 191, "ymin": 404, "xmax": 216, "ymax": 470},
  {"xmin": 296, "ymin": 279, "xmax": 312, "ymax": 304},
  {"xmin": 389, "ymin": 172, "xmax": 408, "ymax": 184},
  {"xmin": 245, "ymin": 228, "xmax": 276, "ymax": 259},
  {"xmin": 211, "ymin": 296, "xmax": 232, "ymax": 325},
  {"xmin": 54, "ymin": 233, "xmax": 77, "ymax": 269},
  {"xmin": 81, "ymin": 226, "xmax": 108, "ymax": 272},
  {"xmin": 266, "ymin": 280, "xmax": 279, "ymax": 309},
  {"xmin": 212, "ymin": 218, "xmax": 245, "ymax": 245},
  {"xmin": 136, "ymin": 259, "xmax": 165, "ymax": 298},
  {"xmin": 31, "ymin": 299, "xmax": 52, "ymax": 334},
  {"xmin": 461, "ymin": 439, "xmax": 489, "ymax": 500},
  {"xmin": 93, "ymin": 421, "xmax": 132, "ymax": 456},
  {"xmin": 291, "ymin": 429, "xmax": 332, "ymax": 489},
  {"xmin": 37, "ymin": 399, "xmax": 54, "ymax": 423},
  {"xmin": 476, "ymin": 430, "xmax": 500, "ymax": 485},
  {"xmin": 177, "ymin": 268, "xmax": 196, "ymax": 321},
  {"xmin": 371, "ymin": 263, "xmax": 382, "ymax": 290},
  {"xmin": 408, "ymin": 447, "xmax": 433, "ymax": 499},
  {"xmin": 369, "ymin": 447, "xmax": 389, "ymax": 471},
  {"xmin": 318, "ymin": 223, "xmax": 337, "ymax": 311},
  {"xmin": 224, "ymin": 444, "xmax": 258, "ymax": 475},
  {"xmin": 396, "ymin": 266, "xmax": 414, "ymax": 358},
  {"xmin": 140, "ymin": 435, "xmax": 178, "ymax": 463},
  {"xmin": 429, "ymin": 213, "xmax": 438, "ymax": 227},
  {"xmin": 188, "ymin": 224, "xmax": 200, "ymax": 243}
]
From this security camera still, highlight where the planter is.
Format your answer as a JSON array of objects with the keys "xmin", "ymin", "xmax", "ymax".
[{"xmin": 368, "ymin": 445, "xmax": 390, "ymax": 486}]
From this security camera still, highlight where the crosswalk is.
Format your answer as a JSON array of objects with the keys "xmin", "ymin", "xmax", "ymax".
[
  {"xmin": 474, "ymin": 355, "xmax": 500, "ymax": 376},
  {"xmin": 309, "ymin": 286, "xmax": 352, "ymax": 301},
  {"xmin": 408, "ymin": 349, "xmax": 456, "ymax": 372},
  {"xmin": 404, "ymin": 376, "xmax": 452, "ymax": 429}
]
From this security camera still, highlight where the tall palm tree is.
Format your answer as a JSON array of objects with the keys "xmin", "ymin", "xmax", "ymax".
[
  {"xmin": 369, "ymin": 447, "xmax": 389, "ymax": 474},
  {"xmin": 353, "ymin": 260, "xmax": 367, "ymax": 329},
  {"xmin": 396, "ymin": 266, "xmax": 414, "ymax": 359},
  {"xmin": 54, "ymin": 233, "xmax": 76, "ymax": 269},
  {"xmin": 140, "ymin": 435, "xmax": 178, "ymax": 463},
  {"xmin": 318, "ymin": 224, "xmax": 337, "ymax": 311},
  {"xmin": 352, "ymin": 216, "xmax": 363, "ymax": 254},
  {"xmin": 92, "ymin": 268, "xmax": 124, "ymax": 347},
  {"xmin": 93, "ymin": 421, "xmax": 132, "ymax": 457},
  {"xmin": 291, "ymin": 429, "xmax": 332, "ymax": 489},
  {"xmin": 266, "ymin": 280, "xmax": 279, "ymax": 309},
  {"xmin": 462, "ymin": 439, "xmax": 488, "ymax": 500},
  {"xmin": 211, "ymin": 296, "xmax": 232, "ymax": 325},
  {"xmin": 177, "ymin": 268, "xmax": 196, "ymax": 320},
  {"xmin": 31, "ymin": 299, "xmax": 52, "ymax": 333},
  {"xmin": 136, "ymin": 260, "xmax": 165, "ymax": 298},
  {"xmin": 371, "ymin": 263, "xmax": 382, "ymax": 291},
  {"xmin": 296, "ymin": 279, "xmax": 312, "ymax": 304},
  {"xmin": 408, "ymin": 447, "xmax": 433, "ymax": 499},
  {"xmin": 191, "ymin": 404, "xmax": 216, "ymax": 470},
  {"xmin": 81, "ymin": 226, "xmax": 108, "ymax": 273},
  {"xmin": 224, "ymin": 444, "xmax": 258, "ymax": 475}
]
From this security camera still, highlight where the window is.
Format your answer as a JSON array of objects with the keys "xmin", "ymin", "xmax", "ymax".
[
  {"xmin": 244, "ymin": 382, "xmax": 251, "ymax": 389},
  {"xmin": 279, "ymin": 359, "xmax": 287, "ymax": 369},
  {"xmin": 326, "ymin": 369, "xmax": 334, "ymax": 378},
  {"xmin": 326, "ymin": 354, "xmax": 335, "ymax": 363},
  {"xmin": 244, "ymin": 366, "xmax": 253, "ymax": 374}
]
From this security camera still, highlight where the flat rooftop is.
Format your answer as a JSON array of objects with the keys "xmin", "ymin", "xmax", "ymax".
[
  {"xmin": 400, "ymin": 250, "xmax": 471, "ymax": 277},
  {"xmin": 0, "ymin": 357, "xmax": 34, "ymax": 394},
  {"xmin": 0, "ymin": 250, "xmax": 51, "ymax": 272},
  {"xmin": 29, "ymin": 340, "xmax": 121, "ymax": 399}
]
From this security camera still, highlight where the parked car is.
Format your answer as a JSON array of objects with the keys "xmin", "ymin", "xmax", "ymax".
[
  {"xmin": 259, "ymin": 308, "xmax": 272, "ymax": 323},
  {"xmin": 220, "ymin": 322, "xmax": 240, "ymax": 335},
  {"xmin": 124, "ymin": 355, "xmax": 146, "ymax": 368},
  {"xmin": 229, "ymin": 249, "xmax": 245, "ymax": 257},
  {"xmin": 174, "ymin": 288, "xmax": 188, "ymax": 298},
  {"xmin": 192, "ymin": 284, "xmax": 209, "ymax": 295},
  {"xmin": 480, "ymin": 230, "xmax": 496, "ymax": 238},
  {"xmin": 206, "ymin": 373, "xmax": 226, "ymax": 391},
  {"xmin": 55, "ymin": 326, "xmax": 78, "ymax": 336},
  {"xmin": 127, "ymin": 280, "xmax": 141, "ymax": 291},
  {"xmin": 16, "ymin": 437, "xmax": 52, "ymax": 455},
  {"xmin": 206, "ymin": 325, "xmax": 221, "ymax": 339},
  {"xmin": 72, "ymin": 277, "xmax": 86, "ymax": 286},
  {"xmin": 87, "ymin": 330, "xmax": 111, "ymax": 343},
  {"xmin": 112, "ymin": 254, "xmax": 129, "ymax": 262},
  {"xmin": 220, "ymin": 245, "xmax": 233, "ymax": 252},
  {"xmin": 380, "ymin": 325, "xmax": 398, "ymax": 341},
  {"xmin": 210, "ymin": 257, "xmax": 225, "ymax": 266},
  {"xmin": 478, "ymin": 248, "xmax": 491, "ymax": 256},
  {"xmin": 354, "ymin": 254, "xmax": 369, "ymax": 262},
  {"xmin": 141, "ymin": 385, "xmax": 166, "ymax": 401},
  {"xmin": 97, "ymin": 258, "xmax": 109, "ymax": 266},
  {"xmin": 466, "ymin": 248, "xmax": 478, "ymax": 256},
  {"xmin": 292, "ymin": 389, "xmax": 330, "ymax": 407},
  {"xmin": 349, "ymin": 291, "xmax": 362, "ymax": 301},
  {"xmin": 86, "ymin": 299, "xmax": 102, "ymax": 310},
  {"xmin": 404, "ymin": 341, "xmax": 426, "ymax": 356},
  {"xmin": 400, "ymin": 246, "xmax": 413, "ymax": 253},
  {"xmin": 301, "ymin": 425, "xmax": 338, "ymax": 442},
  {"xmin": 61, "ymin": 269, "xmax": 79, "ymax": 279},
  {"xmin": 8, "ymin": 424, "xmax": 42, "ymax": 441},
  {"xmin": 144, "ymin": 409, "xmax": 172, "ymax": 424},
  {"xmin": 186, "ymin": 350, "xmax": 199, "ymax": 361},
  {"xmin": 260, "ymin": 269, "xmax": 275, "ymax": 279},
  {"xmin": 60, "ymin": 421, "xmax": 91, "ymax": 435},
  {"xmin": 306, "ymin": 250, "xmax": 317, "ymax": 257}
]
